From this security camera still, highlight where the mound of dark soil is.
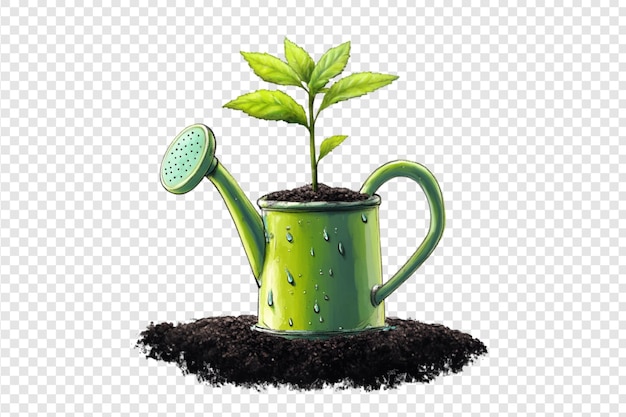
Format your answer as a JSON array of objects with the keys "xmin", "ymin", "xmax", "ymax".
[{"xmin": 137, "ymin": 315, "xmax": 487, "ymax": 390}]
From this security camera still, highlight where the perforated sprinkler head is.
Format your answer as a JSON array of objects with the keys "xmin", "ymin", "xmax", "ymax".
[{"xmin": 160, "ymin": 124, "xmax": 217, "ymax": 194}]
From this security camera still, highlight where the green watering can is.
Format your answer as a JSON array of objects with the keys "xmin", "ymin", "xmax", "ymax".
[{"xmin": 160, "ymin": 124, "xmax": 445, "ymax": 339}]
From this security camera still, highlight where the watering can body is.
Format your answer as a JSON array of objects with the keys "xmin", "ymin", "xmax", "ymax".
[{"xmin": 255, "ymin": 197, "xmax": 386, "ymax": 336}]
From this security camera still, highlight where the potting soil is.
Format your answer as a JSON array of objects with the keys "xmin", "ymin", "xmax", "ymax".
[
  {"xmin": 263, "ymin": 183, "xmax": 370, "ymax": 202},
  {"xmin": 136, "ymin": 315, "xmax": 487, "ymax": 390}
]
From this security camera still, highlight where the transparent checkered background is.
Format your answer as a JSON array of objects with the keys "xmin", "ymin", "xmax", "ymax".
[{"xmin": 1, "ymin": 1, "xmax": 624, "ymax": 416}]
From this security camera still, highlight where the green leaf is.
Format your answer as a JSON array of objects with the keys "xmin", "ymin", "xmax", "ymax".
[
  {"xmin": 240, "ymin": 52, "xmax": 303, "ymax": 87},
  {"xmin": 284, "ymin": 38, "xmax": 315, "ymax": 83},
  {"xmin": 317, "ymin": 135, "xmax": 349, "ymax": 162},
  {"xmin": 308, "ymin": 41, "xmax": 351, "ymax": 93},
  {"xmin": 223, "ymin": 90, "xmax": 308, "ymax": 127},
  {"xmin": 318, "ymin": 72, "xmax": 399, "ymax": 113}
]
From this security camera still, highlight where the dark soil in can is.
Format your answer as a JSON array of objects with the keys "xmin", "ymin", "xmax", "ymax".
[{"xmin": 263, "ymin": 183, "xmax": 370, "ymax": 202}]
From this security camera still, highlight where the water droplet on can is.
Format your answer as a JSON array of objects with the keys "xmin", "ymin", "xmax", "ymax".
[
  {"xmin": 313, "ymin": 301, "xmax": 320, "ymax": 313},
  {"xmin": 361, "ymin": 213, "xmax": 368, "ymax": 223},
  {"xmin": 289, "ymin": 318, "xmax": 293, "ymax": 327},
  {"xmin": 286, "ymin": 226, "xmax": 291, "ymax": 230},
  {"xmin": 323, "ymin": 228, "xmax": 329, "ymax": 241},
  {"xmin": 286, "ymin": 269, "xmax": 294, "ymax": 285},
  {"xmin": 267, "ymin": 289, "xmax": 273, "ymax": 306},
  {"xmin": 319, "ymin": 269, "xmax": 323, "ymax": 275},
  {"xmin": 319, "ymin": 316, "xmax": 324, "ymax": 323},
  {"xmin": 324, "ymin": 294, "xmax": 329, "ymax": 301},
  {"xmin": 315, "ymin": 284, "xmax": 319, "ymax": 290},
  {"xmin": 339, "ymin": 326, "xmax": 343, "ymax": 330},
  {"xmin": 310, "ymin": 247, "xmax": 315, "ymax": 256},
  {"xmin": 334, "ymin": 227, "xmax": 338, "ymax": 234},
  {"xmin": 286, "ymin": 232, "xmax": 293, "ymax": 242},
  {"xmin": 338, "ymin": 242, "xmax": 345, "ymax": 256},
  {"xmin": 329, "ymin": 268, "xmax": 333, "ymax": 276},
  {"xmin": 308, "ymin": 321, "xmax": 312, "ymax": 326}
]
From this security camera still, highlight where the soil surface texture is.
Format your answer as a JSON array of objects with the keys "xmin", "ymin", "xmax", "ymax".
[
  {"xmin": 263, "ymin": 183, "xmax": 370, "ymax": 202},
  {"xmin": 137, "ymin": 315, "xmax": 487, "ymax": 390}
]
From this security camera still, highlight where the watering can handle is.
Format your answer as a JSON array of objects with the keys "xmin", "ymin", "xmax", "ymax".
[{"xmin": 360, "ymin": 160, "xmax": 445, "ymax": 306}]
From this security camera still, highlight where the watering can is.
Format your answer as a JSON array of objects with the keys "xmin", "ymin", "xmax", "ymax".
[{"xmin": 160, "ymin": 124, "xmax": 445, "ymax": 339}]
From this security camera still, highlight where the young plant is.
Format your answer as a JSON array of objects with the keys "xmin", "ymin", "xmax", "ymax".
[{"xmin": 224, "ymin": 38, "xmax": 398, "ymax": 191}]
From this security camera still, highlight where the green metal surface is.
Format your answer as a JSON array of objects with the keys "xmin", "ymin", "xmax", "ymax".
[
  {"xmin": 360, "ymin": 160, "xmax": 446, "ymax": 306},
  {"xmin": 256, "ymin": 196, "xmax": 386, "ymax": 333},
  {"xmin": 208, "ymin": 162, "xmax": 266, "ymax": 285}
]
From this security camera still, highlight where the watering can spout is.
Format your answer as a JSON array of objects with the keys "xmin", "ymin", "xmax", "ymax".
[
  {"xmin": 206, "ymin": 160, "xmax": 266, "ymax": 285},
  {"xmin": 160, "ymin": 124, "xmax": 266, "ymax": 286}
]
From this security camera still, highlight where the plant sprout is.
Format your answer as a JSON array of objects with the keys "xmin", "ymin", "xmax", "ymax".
[{"xmin": 224, "ymin": 38, "xmax": 398, "ymax": 191}]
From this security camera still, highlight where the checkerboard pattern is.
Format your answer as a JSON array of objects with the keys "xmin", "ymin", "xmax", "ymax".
[{"xmin": 1, "ymin": 2, "xmax": 624, "ymax": 416}]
